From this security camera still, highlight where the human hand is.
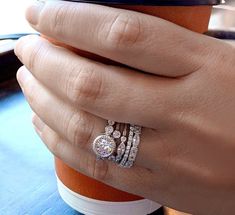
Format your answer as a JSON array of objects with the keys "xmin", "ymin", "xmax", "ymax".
[{"xmin": 15, "ymin": 1, "xmax": 235, "ymax": 214}]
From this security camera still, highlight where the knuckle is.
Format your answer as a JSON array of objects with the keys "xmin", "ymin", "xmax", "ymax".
[
  {"xmin": 49, "ymin": 4, "xmax": 66, "ymax": 36},
  {"xmin": 48, "ymin": 3, "xmax": 73, "ymax": 37},
  {"xmin": 103, "ymin": 13, "xmax": 142, "ymax": 49},
  {"xmin": 66, "ymin": 65, "xmax": 103, "ymax": 106},
  {"xmin": 66, "ymin": 112, "xmax": 95, "ymax": 150}
]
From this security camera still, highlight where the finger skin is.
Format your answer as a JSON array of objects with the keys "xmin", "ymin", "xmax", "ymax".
[
  {"xmin": 17, "ymin": 53, "xmax": 235, "ymax": 215},
  {"xmin": 25, "ymin": 0, "xmax": 218, "ymax": 77},
  {"xmin": 15, "ymin": 36, "xmax": 180, "ymax": 129},
  {"xmin": 33, "ymin": 113, "xmax": 235, "ymax": 215},
  {"xmin": 16, "ymin": 66, "xmax": 174, "ymax": 170},
  {"xmin": 32, "ymin": 114, "xmax": 161, "ymax": 201},
  {"xmin": 17, "ymin": 66, "xmax": 105, "ymax": 150}
]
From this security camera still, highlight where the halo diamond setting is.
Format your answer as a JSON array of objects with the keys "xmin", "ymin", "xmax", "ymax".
[{"xmin": 92, "ymin": 135, "xmax": 116, "ymax": 158}]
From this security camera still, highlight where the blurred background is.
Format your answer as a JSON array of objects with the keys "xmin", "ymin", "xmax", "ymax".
[
  {"xmin": 210, "ymin": 0, "xmax": 235, "ymax": 30},
  {"xmin": 0, "ymin": 0, "xmax": 34, "ymax": 35}
]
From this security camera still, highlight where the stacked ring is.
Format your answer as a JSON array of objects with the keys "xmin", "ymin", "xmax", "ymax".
[{"xmin": 92, "ymin": 120, "xmax": 142, "ymax": 168}]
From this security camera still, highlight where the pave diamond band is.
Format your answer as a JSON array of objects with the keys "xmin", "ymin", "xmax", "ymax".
[
  {"xmin": 124, "ymin": 125, "xmax": 141, "ymax": 168},
  {"xmin": 92, "ymin": 120, "xmax": 142, "ymax": 168}
]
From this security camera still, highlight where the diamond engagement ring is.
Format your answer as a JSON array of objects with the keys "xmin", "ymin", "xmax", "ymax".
[
  {"xmin": 92, "ymin": 120, "xmax": 116, "ymax": 159},
  {"xmin": 92, "ymin": 120, "xmax": 142, "ymax": 168}
]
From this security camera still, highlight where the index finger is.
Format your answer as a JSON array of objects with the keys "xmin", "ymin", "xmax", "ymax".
[{"xmin": 25, "ymin": 0, "xmax": 216, "ymax": 77}]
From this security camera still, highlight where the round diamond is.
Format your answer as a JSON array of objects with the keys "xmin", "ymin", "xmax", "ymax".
[
  {"xmin": 93, "ymin": 135, "xmax": 116, "ymax": 158},
  {"xmin": 121, "ymin": 136, "xmax": 127, "ymax": 142},
  {"xmin": 113, "ymin": 130, "xmax": 121, "ymax": 139},
  {"xmin": 108, "ymin": 120, "xmax": 115, "ymax": 126},
  {"xmin": 134, "ymin": 125, "xmax": 141, "ymax": 134},
  {"xmin": 130, "ymin": 126, "xmax": 135, "ymax": 131},
  {"xmin": 105, "ymin": 125, "xmax": 114, "ymax": 135}
]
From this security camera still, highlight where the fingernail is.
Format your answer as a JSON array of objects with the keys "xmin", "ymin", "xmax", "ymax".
[
  {"xmin": 32, "ymin": 115, "xmax": 45, "ymax": 132},
  {"xmin": 26, "ymin": 0, "xmax": 45, "ymax": 25},
  {"xmin": 17, "ymin": 67, "xmax": 31, "ymax": 88}
]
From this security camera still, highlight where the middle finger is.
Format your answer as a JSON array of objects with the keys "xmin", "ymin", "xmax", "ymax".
[
  {"xmin": 17, "ymin": 67, "xmax": 173, "ymax": 170},
  {"xmin": 25, "ymin": 0, "xmax": 212, "ymax": 77}
]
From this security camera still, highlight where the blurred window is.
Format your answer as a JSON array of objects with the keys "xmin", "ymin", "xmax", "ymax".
[{"xmin": 0, "ymin": 0, "xmax": 35, "ymax": 35}]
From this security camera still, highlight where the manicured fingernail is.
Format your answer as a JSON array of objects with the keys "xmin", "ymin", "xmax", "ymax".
[
  {"xmin": 26, "ymin": 0, "xmax": 45, "ymax": 25},
  {"xmin": 17, "ymin": 67, "xmax": 30, "ymax": 88},
  {"xmin": 32, "ymin": 115, "xmax": 45, "ymax": 132}
]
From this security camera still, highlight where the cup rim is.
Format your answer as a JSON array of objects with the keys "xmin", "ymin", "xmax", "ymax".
[{"xmin": 64, "ymin": 0, "xmax": 222, "ymax": 6}]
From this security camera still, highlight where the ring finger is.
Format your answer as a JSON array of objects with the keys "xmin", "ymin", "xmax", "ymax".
[{"xmin": 17, "ymin": 66, "xmax": 170, "ymax": 170}]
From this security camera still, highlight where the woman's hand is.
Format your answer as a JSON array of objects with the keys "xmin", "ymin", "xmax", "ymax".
[{"xmin": 14, "ymin": 1, "xmax": 235, "ymax": 214}]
